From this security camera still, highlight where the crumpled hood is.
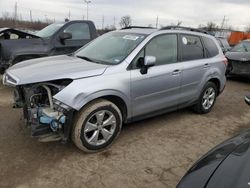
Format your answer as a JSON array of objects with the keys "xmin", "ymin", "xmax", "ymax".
[
  {"xmin": 226, "ymin": 51, "xmax": 250, "ymax": 61},
  {"xmin": 5, "ymin": 55, "xmax": 108, "ymax": 85}
]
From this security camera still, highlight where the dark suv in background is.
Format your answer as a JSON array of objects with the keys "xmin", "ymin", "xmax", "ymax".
[{"xmin": 0, "ymin": 20, "xmax": 98, "ymax": 73}]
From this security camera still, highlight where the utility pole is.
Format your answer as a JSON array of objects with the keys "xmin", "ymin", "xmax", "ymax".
[
  {"xmin": 220, "ymin": 16, "xmax": 229, "ymax": 37},
  {"xmin": 156, "ymin": 16, "xmax": 159, "ymax": 28},
  {"xmin": 113, "ymin": 16, "xmax": 116, "ymax": 28},
  {"xmin": 221, "ymin": 16, "xmax": 226, "ymax": 29},
  {"xmin": 102, "ymin": 15, "xmax": 104, "ymax": 30},
  {"xmin": 221, "ymin": 16, "xmax": 228, "ymax": 29},
  {"xmin": 84, "ymin": 0, "xmax": 91, "ymax": 20},
  {"xmin": 68, "ymin": 10, "xmax": 71, "ymax": 20},
  {"xmin": 14, "ymin": 2, "xmax": 18, "ymax": 21},
  {"xmin": 30, "ymin": 10, "xmax": 33, "ymax": 22}
]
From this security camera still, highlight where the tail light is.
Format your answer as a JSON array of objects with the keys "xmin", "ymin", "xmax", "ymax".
[{"xmin": 223, "ymin": 57, "xmax": 228, "ymax": 67}]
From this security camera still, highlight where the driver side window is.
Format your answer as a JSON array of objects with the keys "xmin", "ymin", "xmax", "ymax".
[
  {"xmin": 63, "ymin": 23, "xmax": 91, "ymax": 40},
  {"xmin": 131, "ymin": 34, "xmax": 178, "ymax": 69},
  {"xmin": 146, "ymin": 34, "xmax": 177, "ymax": 66}
]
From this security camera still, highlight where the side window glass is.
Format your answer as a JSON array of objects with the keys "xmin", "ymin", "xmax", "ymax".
[
  {"xmin": 203, "ymin": 37, "xmax": 219, "ymax": 57},
  {"xmin": 132, "ymin": 50, "xmax": 144, "ymax": 69},
  {"xmin": 181, "ymin": 35, "xmax": 204, "ymax": 61},
  {"xmin": 232, "ymin": 43, "xmax": 247, "ymax": 52},
  {"xmin": 145, "ymin": 34, "xmax": 177, "ymax": 66},
  {"xmin": 64, "ymin": 23, "xmax": 91, "ymax": 40}
]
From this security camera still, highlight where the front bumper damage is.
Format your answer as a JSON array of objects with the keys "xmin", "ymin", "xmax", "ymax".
[
  {"xmin": 12, "ymin": 81, "xmax": 74, "ymax": 143},
  {"xmin": 227, "ymin": 59, "xmax": 250, "ymax": 76}
]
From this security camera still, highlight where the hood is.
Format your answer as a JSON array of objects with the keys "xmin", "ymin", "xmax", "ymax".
[
  {"xmin": 0, "ymin": 27, "xmax": 39, "ymax": 39},
  {"xmin": 226, "ymin": 51, "xmax": 250, "ymax": 61},
  {"xmin": 206, "ymin": 138, "xmax": 250, "ymax": 188},
  {"xmin": 177, "ymin": 130, "xmax": 250, "ymax": 188},
  {"xmin": 5, "ymin": 55, "xmax": 108, "ymax": 85}
]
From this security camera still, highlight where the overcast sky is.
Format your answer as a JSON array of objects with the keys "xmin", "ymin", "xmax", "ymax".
[{"xmin": 0, "ymin": 0, "xmax": 249, "ymax": 30}]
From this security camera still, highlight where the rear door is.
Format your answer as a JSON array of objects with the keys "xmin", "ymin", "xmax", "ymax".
[
  {"xmin": 178, "ymin": 34, "xmax": 207, "ymax": 106},
  {"xmin": 130, "ymin": 34, "xmax": 182, "ymax": 117}
]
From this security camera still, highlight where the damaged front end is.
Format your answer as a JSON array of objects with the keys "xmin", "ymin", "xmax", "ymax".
[{"xmin": 11, "ymin": 79, "xmax": 74, "ymax": 142}]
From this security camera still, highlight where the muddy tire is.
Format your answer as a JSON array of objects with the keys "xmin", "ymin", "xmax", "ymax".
[
  {"xmin": 72, "ymin": 99, "xmax": 122, "ymax": 153},
  {"xmin": 193, "ymin": 82, "xmax": 218, "ymax": 114}
]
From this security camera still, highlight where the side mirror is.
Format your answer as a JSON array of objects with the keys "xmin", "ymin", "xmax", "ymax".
[
  {"xmin": 59, "ymin": 32, "xmax": 72, "ymax": 44},
  {"xmin": 245, "ymin": 95, "xmax": 250, "ymax": 106},
  {"xmin": 144, "ymin": 56, "xmax": 156, "ymax": 67},
  {"xmin": 139, "ymin": 56, "xmax": 156, "ymax": 75}
]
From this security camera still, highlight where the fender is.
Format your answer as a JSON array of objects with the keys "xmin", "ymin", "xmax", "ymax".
[
  {"xmin": 10, "ymin": 53, "xmax": 48, "ymax": 65},
  {"xmin": 198, "ymin": 65, "xmax": 224, "ymax": 96},
  {"xmin": 54, "ymin": 89, "xmax": 132, "ymax": 119}
]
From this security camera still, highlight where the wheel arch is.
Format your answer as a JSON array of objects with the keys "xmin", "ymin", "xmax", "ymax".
[
  {"xmin": 100, "ymin": 95, "xmax": 128, "ymax": 122},
  {"xmin": 207, "ymin": 77, "xmax": 221, "ymax": 94},
  {"xmin": 73, "ymin": 92, "xmax": 130, "ymax": 123}
]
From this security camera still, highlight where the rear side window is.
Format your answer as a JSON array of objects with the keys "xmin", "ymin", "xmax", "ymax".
[
  {"xmin": 64, "ymin": 23, "xmax": 91, "ymax": 40},
  {"xmin": 203, "ymin": 37, "xmax": 219, "ymax": 57},
  {"xmin": 180, "ymin": 35, "xmax": 204, "ymax": 61}
]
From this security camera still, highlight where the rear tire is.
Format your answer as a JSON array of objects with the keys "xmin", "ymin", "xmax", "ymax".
[
  {"xmin": 193, "ymin": 82, "xmax": 218, "ymax": 114},
  {"xmin": 72, "ymin": 99, "xmax": 122, "ymax": 153}
]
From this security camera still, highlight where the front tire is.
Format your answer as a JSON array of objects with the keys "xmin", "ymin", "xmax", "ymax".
[
  {"xmin": 193, "ymin": 82, "xmax": 218, "ymax": 114},
  {"xmin": 72, "ymin": 99, "xmax": 122, "ymax": 153}
]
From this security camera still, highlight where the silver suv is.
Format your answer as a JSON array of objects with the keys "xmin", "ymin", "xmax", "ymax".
[{"xmin": 3, "ymin": 26, "xmax": 227, "ymax": 152}]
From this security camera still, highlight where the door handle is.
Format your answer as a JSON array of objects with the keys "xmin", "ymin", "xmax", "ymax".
[
  {"xmin": 172, "ymin": 69, "xmax": 182, "ymax": 75},
  {"xmin": 204, "ymin": 63, "xmax": 210, "ymax": 68}
]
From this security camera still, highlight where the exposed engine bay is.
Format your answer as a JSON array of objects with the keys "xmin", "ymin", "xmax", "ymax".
[{"xmin": 14, "ymin": 79, "xmax": 73, "ymax": 142}]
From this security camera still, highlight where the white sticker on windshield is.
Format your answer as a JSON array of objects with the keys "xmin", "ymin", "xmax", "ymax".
[{"xmin": 123, "ymin": 35, "xmax": 139, "ymax": 40}]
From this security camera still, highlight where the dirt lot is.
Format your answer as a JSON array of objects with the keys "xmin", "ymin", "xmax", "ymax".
[{"xmin": 0, "ymin": 78, "xmax": 250, "ymax": 188}]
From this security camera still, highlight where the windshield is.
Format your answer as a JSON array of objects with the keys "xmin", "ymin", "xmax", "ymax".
[
  {"xmin": 36, "ymin": 23, "xmax": 64, "ymax": 38},
  {"xmin": 231, "ymin": 41, "xmax": 250, "ymax": 52},
  {"xmin": 75, "ymin": 32, "xmax": 146, "ymax": 65}
]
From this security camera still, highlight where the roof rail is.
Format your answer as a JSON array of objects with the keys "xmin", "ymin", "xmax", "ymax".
[
  {"xmin": 121, "ymin": 26, "xmax": 156, "ymax": 30},
  {"xmin": 160, "ymin": 26, "xmax": 209, "ymax": 34}
]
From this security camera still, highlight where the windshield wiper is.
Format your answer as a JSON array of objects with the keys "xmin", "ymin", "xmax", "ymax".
[
  {"xmin": 76, "ymin": 55, "xmax": 107, "ymax": 65},
  {"xmin": 76, "ymin": 56, "xmax": 96, "ymax": 63}
]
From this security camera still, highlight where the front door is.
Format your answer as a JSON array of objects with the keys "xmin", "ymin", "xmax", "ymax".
[
  {"xmin": 52, "ymin": 22, "xmax": 92, "ymax": 55},
  {"xmin": 130, "ymin": 34, "xmax": 182, "ymax": 117}
]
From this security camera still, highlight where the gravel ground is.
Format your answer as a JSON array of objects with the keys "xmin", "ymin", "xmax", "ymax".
[{"xmin": 0, "ymin": 78, "xmax": 250, "ymax": 188}]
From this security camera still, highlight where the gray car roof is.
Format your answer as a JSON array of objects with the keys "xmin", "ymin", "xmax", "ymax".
[{"xmin": 116, "ymin": 28, "xmax": 158, "ymax": 35}]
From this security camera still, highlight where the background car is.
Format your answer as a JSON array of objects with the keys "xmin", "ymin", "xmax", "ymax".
[
  {"xmin": 216, "ymin": 37, "xmax": 231, "ymax": 53},
  {"xmin": 177, "ymin": 95, "xmax": 250, "ymax": 188},
  {"xmin": 226, "ymin": 40, "xmax": 250, "ymax": 76},
  {"xmin": 0, "ymin": 20, "xmax": 98, "ymax": 73}
]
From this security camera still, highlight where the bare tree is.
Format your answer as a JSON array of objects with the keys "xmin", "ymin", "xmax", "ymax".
[
  {"xmin": 198, "ymin": 22, "xmax": 219, "ymax": 31},
  {"xmin": 206, "ymin": 22, "xmax": 219, "ymax": 31},
  {"xmin": 2, "ymin": 12, "xmax": 11, "ymax": 20},
  {"xmin": 170, "ymin": 20, "xmax": 182, "ymax": 26},
  {"xmin": 119, "ymin": 15, "xmax": 132, "ymax": 28},
  {"xmin": 176, "ymin": 20, "xmax": 182, "ymax": 26},
  {"xmin": 245, "ymin": 24, "xmax": 250, "ymax": 32}
]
